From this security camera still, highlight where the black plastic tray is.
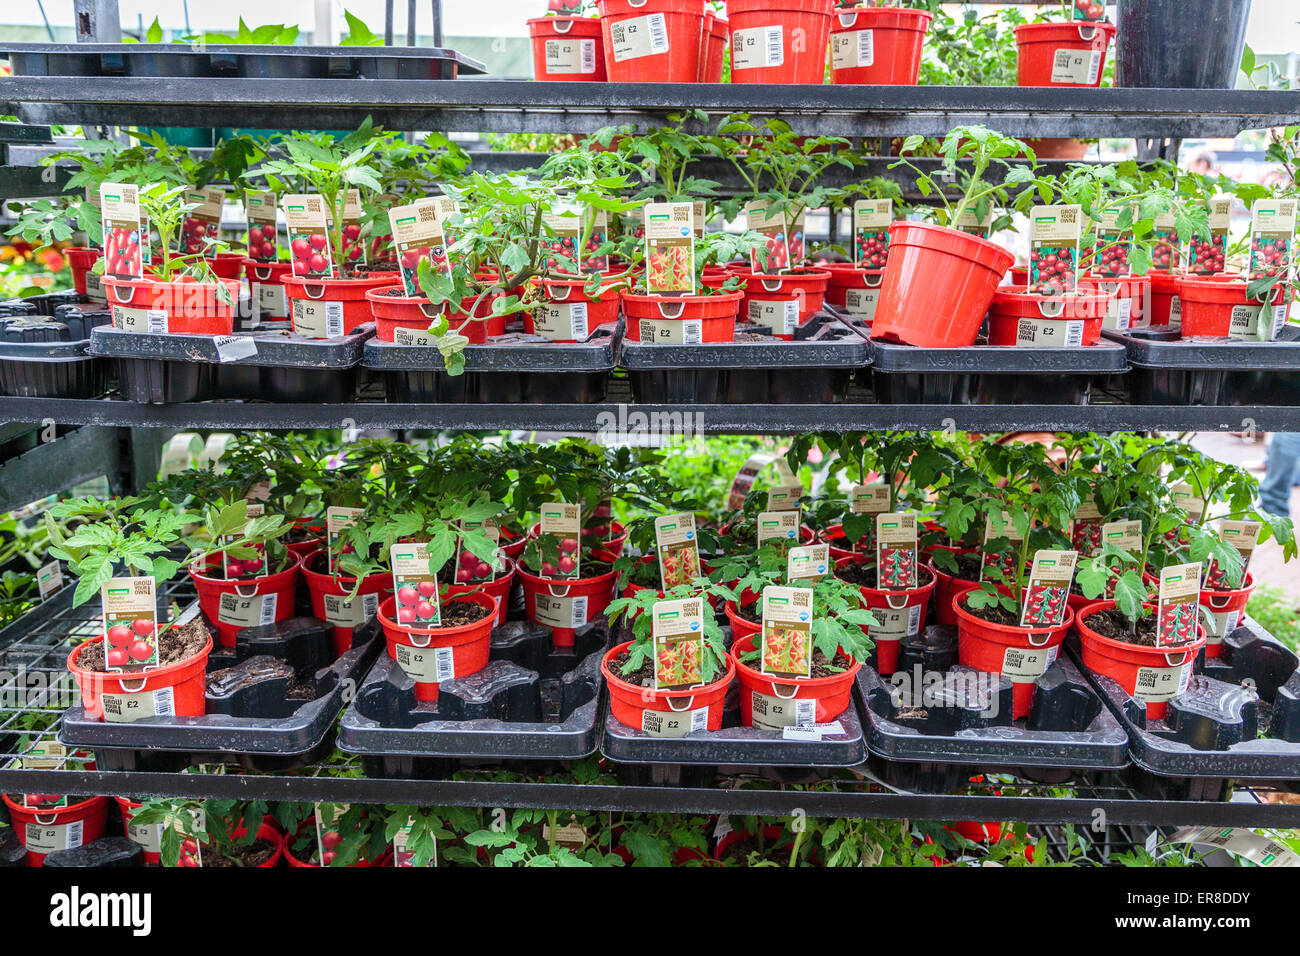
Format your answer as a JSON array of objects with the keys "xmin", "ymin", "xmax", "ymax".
[
  {"xmin": 2, "ymin": 42, "xmax": 486, "ymax": 80},
  {"xmin": 1102, "ymin": 326, "xmax": 1300, "ymax": 406},
  {"xmin": 363, "ymin": 321, "xmax": 621, "ymax": 404},
  {"xmin": 0, "ymin": 338, "xmax": 106, "ymax": 399},
  {"xmin": 89, "ymin": 323, "xmax": 373, "ymax": 404},
  {"xmin": 60, "ymin": 614, "xmax": 383, "ymax": 773},
  {"xmin": 856, "ymin": 625, "xmax": 1128, "ymax": 789},
  {"xmin": 1, "ymin": 291, "xmax": 84, "ymax": 316},
  {"xmin": 869, "ymin": 338, "xmax": 1128, "ymax": 405},
  {"xmin": 337, "ymin": 619, "xmax": 606, "ymax": 777},
  {"xmin": 1070, "ymin": 616, "xmax": 1300, "ymax": 795},
  {"xmin": 618, "ymin": 312, "xmax": 867, "ymax": 404}
]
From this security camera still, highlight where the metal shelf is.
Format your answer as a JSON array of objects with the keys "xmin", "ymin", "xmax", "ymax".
[
  {"xmin": 4, "ymin": 78, "xmax": 1298, "ymax": 137},
  {"xmin": 0, "ymin": 396, "xmax": 1294, "ymax": 433}
]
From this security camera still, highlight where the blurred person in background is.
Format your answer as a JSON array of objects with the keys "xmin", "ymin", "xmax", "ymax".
[{"xmin": 1259, "ymin": 433, "xmax": 1300, "ymax": 518}]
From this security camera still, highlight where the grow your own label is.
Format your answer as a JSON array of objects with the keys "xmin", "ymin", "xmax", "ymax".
[
  {"xmin": 638, "ymin": 316, "xmax": 702, "ymax": 344},
  {"xmin": 390, "ymin": 199, "xmax": 451, "ymax": 296},
  {"xmin": 759, "ymin": 585, "xmax": 813, "ymax": 681},
  {"xmin": 254, "ymin": 281, "xmax": 287, "ymax": 320},
  {"xmin": 1249, "ymin": 199, "xmax": 1296, "ymax": 281},
  {"xmin": 534, "ymin": 301, "xmax": 590, "ymax": 341},
  {"xmin": 656, "ymin": 512, "xmax": 700, "ymax": 590},
  {"xmin": 609, "ymin": 13, "xmax": 669, "ymax": 61},
  {"xmin": 1157, "ymin": 562, "xmax": 1202, "ymax": 647},
  {"xmin": 746, "ymin": 202, "xmax": 795, "ymax": 274},
  {"xmin": 869, "ymin": 604, "xmax": 922, "ymax": 642},
  {"xmin": 851, "ymin": 483, "xmax": 891, "ymax": 521},
  {"xmin": 534, "ymin": 594, "xmax": 589, "ymax": 629},
  {"xmin": 766, "ymin": 482, "xmax": 803, "ymax": 512},
  {"xmin": 284, "ymin": 194, "xmax": 334, "ymax": 278},
  {"xmin": 1208, "ymin": 520, "xmax": 1260, "ymax": 585},
  {"xmin": 100, "ymin": 576, "xmax": 158, "ymax": 672},
  {"xmin": 1134, "ymin": 661, "xmax": 1192, "ymax": 702},
  {"xmin": 1050, "ymin": 47, "xmax": 1102, "ymax": 85},
  {"xmin": 25, "ymin": 820, "xmax": 84, "ymax": 855},
  {"xmin": 751, "ymin": 691, "xmax": 816, "ymax": 731},
  {"xmin": 733, "ymin": 25, "xmax": 784, "ymax": 70},
  {"xmin": 394, "ymin": 643, "xmax": 455, "ymax": 683},
  {"xmin": 642, "ymin": 706, "xmax": 708, "ymax": 737},
  {"xmin": 788, "ymin": 544, "xmax": 829, "ymax": 584},
  {"xmin": 1188, "ymin": 197, "xmax": 1231, "ymax": 275},
  {"xmin": 756, "ymin": 509, "xmax": 800, "ymax": 552},
  {"xmin": 1016, "ymin": 316, "xmax": 1083, "ymax": 348},
  {"xmin": 323, "ymin": 592, "xmax": 380, "ymax": 627},
  {"xmin": 539, "ymin": 502, "xmax": 582, "ymax": 579},
  {"xmin": 644, "ymin": 201, "xmax": 695, "ymax": 295},
  {"xmin": 747, "ymin": 297, "xmax": 799, "ymax": 336},
  {"xmin": 180, "ymin": 186, "xmax": 226, "ymax": 257},
  {"xmin": 393, "ymin": 816, "xmax": 435, "ymax": 867},
  {"xmin": 218, "ymin": 591, "xmax": 277, "ymax": 628},
  {"xmin": 111, "ymin": 305, "xmax": 169, "ymax": 334},
  {"xmin": 102, "ymin": 686, "xmax": 175, "ymax": 722},
  {"xmin": 877, "ymin": 513, "xmax": 918, "ymax": 589},
  {"xmin": 852, "ymin": 199, "xmax": 891, "ymax": 267},
  {"xmin": 1001, "ymin": 645, "xmax": 1060, "ymax": 682},
  {"xmin": 1166, "ymin": 827, "xmax": 1300, "ymax": 868},
  {"xmin": 391, "ymin": 542, "xmax": 442, "ymax": 627},
  {"xmin": 326, "ymin": 506, "xmax": 364, "ymax": 574},
  {"xmin": 456, "ymin": 517, "xmax": 501, "ymax": 584},
  {"xmin": 956, "ymin": 206, "xmax": 995, "ymax": 238},
  {"xmin": 84, "ymin": 270, "xmax": 107, "ymax": 302},
  {"xmin": 245, "ymin": 189, "xmax": 279, "ymax": 263},
  {"xmin": 1170, "ymin": 484, "xmax": 1205, "ymax": 522},
  {"xmin": 99, "ymin": 182, "xmax": 144, "ymax": 280},
  {"xmin": 543, "ymin": 202, "xmax": 609, "ymax": 274},
  {"xmin": 546, "ymin": 35, "xmax": 597, "ymax": 74},
  {"xmin": 292, "ymin": 298, "xmax": 345, "ymax": 339},
  {"xmin": 1028, "ymin": 205, "xmax": 1082, "ymax": 295},
  {"xmin": 651, "ymin": 595, "xmax": 706, "ymax": 691}
]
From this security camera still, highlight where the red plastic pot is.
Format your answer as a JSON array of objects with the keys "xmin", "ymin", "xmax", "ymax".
[
  {"xmin": 528, "ymin": 16, "xmax": 607, "ymax": 81},
  {"xmin": 517, "ymin": 563, "xmax": 617, "ymax": 649},
  {"xmin": 1148, "ymin": 270, "xmax": 1182, "ymax": 328},
  {"xmin": 730, "ymin": 633, "xmax": 861, "ymax": 728},
  {"xmin": 738, "ymin": 268, "xmax": 830, "ymax": 339},
  {"xmin": 67, "ymin": 632, "xmax": 213, "ymax": 721},
  {"xmin": 597, "ymin": 0, "xmax": 706, "ymax": 84},
  {"xmin": 245, "ymin": 259, "xmax": 294, "ymax": 322},
  {"xmin": 703, "ymin": 13, "xmax": 728, "ymax": 82},
  {"xmin": 872, "ymin": 222, "xmax": 1015, "ymax": 347},
  {"xmin": 621, "ymin": 289, "xmax": 743, "ymax": 342},
  {"xmin": 378, "ymin": 592, "xmax": 497, "ymax": 703},
  {"xmin": 284, "ymin": 823, "xmax": 391, "ymax": 867},
  {"xmin": 1081, "ymin": 272, "xmax": 1151, "ymax": 332},
  {"xmin": 66, "ymin": 246, "xmax": 102, "ymax": 295},
  {"xmin": 713, "ymin": 825, "xmax": 785, "ymax": 861},
  {"xmin": 726, "ymin": 0, "xmax": 832, "ymax": 85},
  {"xmin": 446, "ymin": 557, "xmax": 518, "ymax": 629},
  {"xmin": 523, "ymin": 276, "xmax": 621, "ymax": 342},
  {"xmin": 283, "ymin": 274, "xmax": 390, "ymax": 337},
  {"xmin": 286, "ymin": 516, "xmax": 325, "ymax": 560},
  {"xmin": 2, "ymin": 795, "xmax": 109, "ymax": 867},
  {"xmin": 829, "ymin": 7, "xmax": 931, "ymax": 85},
  {"xmin": 1076, "ymin": 600, "xmax": 1205, "ymax": 720},
  {"xmin": 188, "ymin": 553, "xmax": 302, "ymax": 647},
  {"xmin": 835, "ymin": 554, "xmax": 936, "ymax": 676},
  {"xmin": 724, "ymin": 600, "xmax": 761, "ymax": 646},
  {"xmin": 1015, "ymin": 21, "xmax": 1115, "ymax": 87},
  {"xmin": 926, "ymin": 544, "xmax": 980, "ymax": 628},
  {"xmin": 300, "ymin": 550, "xmax": 393, "ymax": 656},
  {"xmin": 823, "ymin": 263, "xmax": 885, "ymax": 321},
  {"xmin": 986, "ymin": 288, "xmax": 1110, "ymax": 348},
  {"xmin": 116, "ymin": 797, "xmax": 162, "ymax": 865},
  {"xmin": 204, "ymin": 820, "xmax": 286, "ymax": 868},
  {"xmin": 1177, "ymin": 275, "xmax": 1287, "ymax": 339},
  {"xmin": 366, "ymin": 286, "xmax": 494, "ymax": 344},
  {"xmin": 500, "ymin": 526, "xmax": 527, "ymax": 561},
  {"xmin": 104, "ymin": 275, "xmax": 241, "ymax": 335},
  {"xmin": 602, "ymin": 640, "xmax": 734, "ymax": 732},
  {"xmin": 818, "ymin": 522, "xmax": 863, "ymax": 562},
  {"xmin": 209, "ymin": 252, "xmax": 247, "ymax": 281},
  {"xmin": 1200, "ymin": 571, "xmax": 1254, "ymax": 659},
  {"xmin": 953, "ymin": 586, "xmax": 1075, "ymax": 720}
]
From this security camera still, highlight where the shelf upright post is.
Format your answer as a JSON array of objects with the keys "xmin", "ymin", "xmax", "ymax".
[
  {"xmin": 431, "ymin": 0, "xmax": 443, "ymax": 46},
  {"xmin": 72, "ymin": 0, "xmax": 121, "ymax": 42}
]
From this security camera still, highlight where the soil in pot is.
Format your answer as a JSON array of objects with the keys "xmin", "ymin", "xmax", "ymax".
[
  {"xmin": 199, "ymin": 838, "xmax": 279, "ymax": 868},
  {"xmin": 835, "ymin": 561, "xmax": 889, "ymax": 588},
  {"xmin": 76, "ymin": 616, "xmax": 209, "ymax": 670},
  {"xmin": 959, "ymin": 601, "xmax": 1023, "ymax": 628},
  {"xmin": 1082, "ymin": 607, "xmax": 1196, "ymax": 649},
  {"xmin": 433, "ymin": 601, "xmax": 493, "ymax": 628}
]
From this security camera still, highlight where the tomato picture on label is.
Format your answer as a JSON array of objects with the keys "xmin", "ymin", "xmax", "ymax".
[
  {"xmin": 1251, "ymin": 237, "xmax": 1291, "ymax": 279},
  {"xmin": 246, "ymin": 223, "xmax": 277, "ymax": 262},
  {"xmin": 1073, "ymin": 0, "xmax": 1106, "ymax": 21},
  {"xmin": 290, "ymin": 231, "xmax": 333, "ymax": 277},
  {"xmin": 647, "ymin": 243, "xmax": 691, "ymax": 292},
  {"xmin": 1188, "ymin": 235, "xmax": 1226, "ymax": 274},
  {"xmin": 855, "ymin": 230, "xmax": 889, "ymax": 268},
  {"xmin": 102, "ymin": 224, "xmax": 143, "ymax": 278},
  {"xmin": 1029, "ymin": 245, "xmax": 1077, "ymax": 294},
  {"xmin": 1087, "ymin": 238, "xmax": 1130, "ymax": 276}
]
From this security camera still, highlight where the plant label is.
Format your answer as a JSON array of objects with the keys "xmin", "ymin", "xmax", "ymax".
[
  {"xmin": 100, "ymin": 576, "xmax": 158, "ymax": 673},
  {"xmin": 220, "ymin": 501, "xmax": 267, "ymax": 581},
  {"xmin": 99, "ymin": 182, "xmax": 144, "ymax": 280},
  {"xmin": 284, "ymin": 194, "xmax": 334, "ymax": 278},
  {"xmin": 981, "ymin": 509, "xmax": 1024, "ymax": 582},
  {"xmin": 756, "ymin": 509, "xmax": 800, "ymax": 554},
  {"xmin": 1150, "ymin": 210, "xmax": 1181, "ymax": 272},
  {"xmin": 746, "ymin": 201, "xmax": 793, "ymax": 274},
  {"xmin": 693, "ymin": 200, "xmax": 707, "ymax": 238},
  {"xmin": 1028, "ymin": 204, "xmax": 1083, "ymax": 295},
  {"xmin": 955, "ymin": 205, "xmax": 995, "ymax": 238},
  {"xmin": 760, "ymin": 585, "xmax": 814, "ymax": 680},
  {"xmin": 844, "ymin": 482, "xmax": 890, "ymax": 552},
  {"xmin": 337, "ymin": 188, "xmax": 366, "ymax": 266},
  {"xmin": 170, "ymin": 809, "xmax": 205, "ymax": 867},
  {"xmin": 1169, "ymin": 484, "xmax": 1205, "ymax": 523},
  {"xmin": 852, "ymin": 199, "xmax": 892, "ymax": 268},
  {"xmin": 539, "ymin": 502, "xmax": 582, "ymax": 579},
  {"xmin": 876, "ymin": 512, "xmax": 918, "ymax": 589},
  {"xmin": 37, "ymin": 560, "xmax": 63, "ymax": 600},
  {"xmin": 390, "ymin": 542, "xmax": 442, "ymax": 628},
  {"xmin": 1249, "ymin": 198, "xmax": 1296, "ymax": 281},
  {"xmin": 245, "ymin": 190, "xmax": 278, "ymax": 263},
  {"xmin": 651, "ymin": 595, "xmax": 706, "ymax": 691},
  {"xmin": 733, "ymin": 24, "xmax": 785, "ymax": 70},
  {"xmin": 1157, "ymin": 562, "xmax": 1202, "ymax": 647},
  {"xmin": 1070, "ymin": 501, "xmax": 1104, "ymax": 554},
  {"xmin": 389, "ymin": 200, "xmax": 451, "ymax": 297},
  {"xmin": 314, "ymin": 803, "xmax": 350, "ymax": 868},
  {"xmin": 1100, "ymin": 519, "xmax": 1143, "ymax": 562},
  {"xmin": 548, "ymin": 0, "xmax": 584, "ymax": 14},
  {"xmin": 765, "ymin": 482, "xmax": 803, "ymax": 511},
  {"xmin": 787, "ymin": 543, "xmax": 829, "ymax": 584},
  {"xmin": 644, "ymin": 201, "xmax": 695, "ymax": 295},
  {"xmin": 322, "ymin": 591, "xmax": 380, "ymax": 628},
  {"xmin": 326, "ymin": 506, "xmax": 364, "ymax": 574},
  {"xmin": 534, "ymin": 300, "xmax": 590, "ymax": 341},
  {"xmin": 533, "ymin": 594, "xmax": 590, "ymax": 629},
  {"xmin": 1205, "ymin": 520, "xmax": 1261, "ymax": 589},
  {"xmin": 179, "ymin": 186, "xmax": 225, "ymax": 258},
  {"xmin": 655, "ymin": 512, "xmax": 700, "ymax": 589},
  {"xmin": 456, "ymin": 518, "xmax": 501, "ymax": 585},
  {"xmin": 1090, "ymin": 204, "xmax": 1133, "ymax": 277},
  {"xmin": 543, "ymin": 202, "xmax": 608, "ymax": 274},
  {"xmin": 84, "ymin": 184, "xmax": 103, "ymax": 249},
  {"xmin": 1019, "ymin": 550, "xmax": 1077, "ymax": 627},
  {"xmin": 1187, "ymin": 196, "xmax": 1231, "ymax": 275},
  {"xmin": 608, "ymin": 13, "xmax": 670, "ymax": 62},
  {"xmin": 637, "ymin": 316, "xmax": 703, "ymax": 344},
  {"xmin": 1071, "ymin": 0, "xmax": 1107, "ymax": 22},
  {"xmin": 393, "ymin": 816, "xmax": 435, "ymax": 867}
]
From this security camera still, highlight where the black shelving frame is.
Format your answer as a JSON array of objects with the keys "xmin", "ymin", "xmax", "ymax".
[{"xmin": 1, "ymin": 73, "xmax": 1298, "ymax": 830}]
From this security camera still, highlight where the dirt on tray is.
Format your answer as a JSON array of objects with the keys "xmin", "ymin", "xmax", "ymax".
[{"xmin": 76, "ymin": 616, "xmax": 210, "ymax": 671}]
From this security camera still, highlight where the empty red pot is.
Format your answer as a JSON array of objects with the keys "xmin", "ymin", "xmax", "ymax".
[
  {"xmin": 726, "ymin": 0, "xmax": 832, "ymax": 84},
  {"xmin": 528, "ymin": 15, "xmax": 607, "ymax": 81},
  {"xmin": 829, "ymin": 7, "xmax": 931, "ymax": 85},
  {"xmin": 1148, "ymin": 270, "xmax": 1182, "ymax": 328},
  {"xmin": 872, "ymin": 222, "xmax": 1014, "ymax": 347},
  {"xmin": 1015, "ymin": 21, "xmax": 1115, "ymax": 87},
  {"xmin": 597, "ymin": 0, "xmax": 706, "ymax": 83},
  {"xmin": 66, "ymin": 247, "xmax": 102, "ymax": 295},
  {"xmin": 245, "ymin": 259, "xmax": 294, "ymax": 322}
]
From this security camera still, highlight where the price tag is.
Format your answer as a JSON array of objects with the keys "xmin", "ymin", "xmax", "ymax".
[
  {"xmin": 213, "ymin": 335, "xmax": 259, "ymax": 363},
  {"xmin": 102, "ymin": 686, "xmax": 175, "ymax": 722},
  {"xmin": 217, "ymin": 592, "xmax": 277, "ymax": 629},
  {"xmin": 641, "ymin": 706, "xmax": 708, "ymax": 737},
  {"xmin": 291, "ymin": 298, "xmax": 345, "ymax": 339},
  {"xmin": 393, "ymin": 643, "xmax": 454, "ymax": 683},
  {"xmin": 608, "ymin": 13, "xmax": 670, "ymax": 62}
]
